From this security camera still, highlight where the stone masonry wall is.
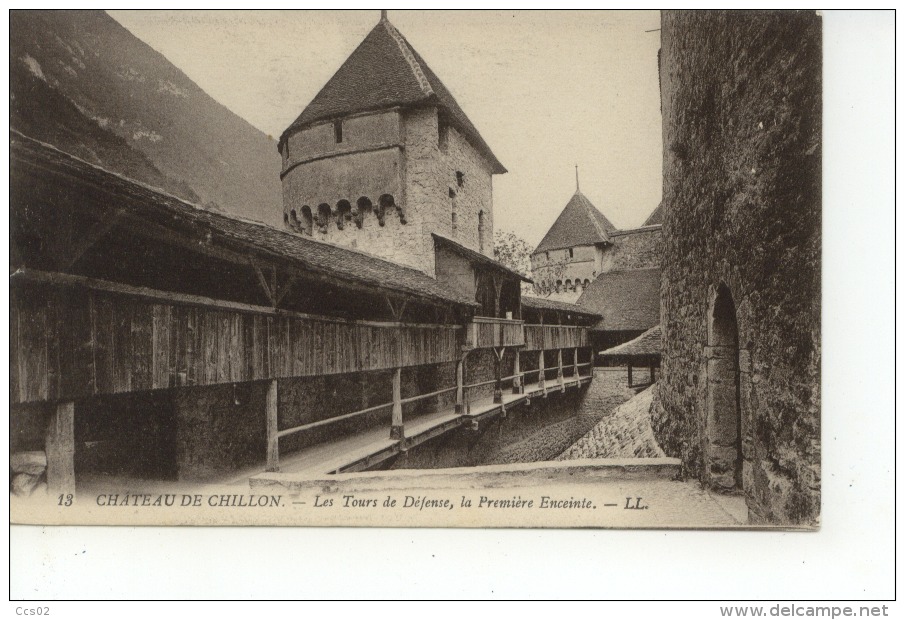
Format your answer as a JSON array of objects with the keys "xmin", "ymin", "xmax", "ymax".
[
  {"xmin": 601, "ymin": 227, "xmax": 662, "ymax": 272},
  {"xmin": 280, "ymin": 110, "xmax": 421, "ymax": 270},
  {"xmin": 173, "ymin": 364, "xmax": 460, "ymax": 481},
  {"xmin": 654, "ymin": 11, "xmax": 821, "ymax": 525},
  {"xmin": 531, "ymin": 244, "xmax": 596, "ymax": 298},
  {"xmin": 280, "ymin": 106, "xmax": 496, "ymax": 276},
  {"xmin": 405, "ymin": 106, "xmax": 495, "ymax": 277}
]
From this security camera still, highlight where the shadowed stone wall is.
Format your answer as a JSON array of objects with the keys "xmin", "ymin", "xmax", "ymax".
[{"xmin": 654, "ymin": 10, "xmax": 821, "ymax": 525}]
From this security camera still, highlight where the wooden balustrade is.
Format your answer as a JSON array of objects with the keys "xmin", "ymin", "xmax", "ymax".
[
  {"xmin": 523, "ymin": 324, "xmax": 589, "ymax": 351},
  {"xmin": 10, "ymin": 271, "xmax": 462, "ymax": 405},
  {"xmin": 11, "ymin": 272, "xmax": 593, "ymax": 408},
  {"xmin": 466, "ymin": 317, "xmax": 525, "ymax": 348}
]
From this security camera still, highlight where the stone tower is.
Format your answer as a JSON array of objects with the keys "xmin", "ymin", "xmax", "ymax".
[
  {"xmin": 530, "ymin": 187, "xmax": 618, "ymax": 302},
  {"xmin": 278, "ymin": 13, "xmax": 506, "ymax": 276}
]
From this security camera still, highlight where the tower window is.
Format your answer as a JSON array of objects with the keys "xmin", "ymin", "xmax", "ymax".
[
  {"xmin": 456, "ymin": 171, "xmax": 465, "ymax": 187},
  {"xmin": 569, "ymin": 248, "xmax": 574, "ymax": 259},
  {"xmin": 333, "ymin": 119, "xmax": 343, "ymax": 144}
]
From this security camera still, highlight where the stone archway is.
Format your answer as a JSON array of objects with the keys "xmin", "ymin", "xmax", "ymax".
[{"xmin": 705, "ymin": 283, "xmax": 743, "ymax": 491}]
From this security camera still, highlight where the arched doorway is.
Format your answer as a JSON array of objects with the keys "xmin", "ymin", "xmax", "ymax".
[{"xmin": 706, "ymin": 283, "xmax": 742, "ymax": 491}]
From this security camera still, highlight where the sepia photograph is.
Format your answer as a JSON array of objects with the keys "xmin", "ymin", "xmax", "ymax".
[{"xmin": 10, "ymin": 9, "xmax": 824, "ymax": 534}]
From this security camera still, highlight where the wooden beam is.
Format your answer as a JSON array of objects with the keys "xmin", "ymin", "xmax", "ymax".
[
  {"xmin": 557, "ymin": 348, "xmax": 565, "ymax": 392},
  {"xmin": 493, "ymin": 347, "xmax": 505, "ymax": 404},
  {"xmin": 384, "ymin": 295, "xmax": 407, "ymax": 321},
  {"xmin": 538, "ymin": 350, "xmax": 546, "ymax": 394},
  {"xmin": 251, "ymin": 260, "xmax": 276, "ymax": 306},
  {"xmin": 115, "ymin": 212, "xmax": 470, "ymax": 313},
  {"xmin": 628, "ymin": 364, "xmax": 634, "ymax": 388},
  {"xmin": 273, "ymin": 274, "xmax": 298, "ymax": 307},
  {"xmin": 45, "ymin": 401, "xmax": 75, "ymax": 497},
  {"xmin": 492, "ymin": 274, "xmax": 503, "ymax": 318},
  {"xmin": 390, "ymin": 368, "xmax": 404, "ymax": 440},
  {"xmin": 265, "ymin": 379, "xmax": 280, "ymax": 472},
  {"xmin": 58, "ymin": 209, "xmax": 126, "ymax": 271},
  {"xmin": 11, "ymin": 270, "xmax": 462, "ymax": 331},
  {"xmin": 455, "ymin": 355, "xmax": 466, "ymax": 413},
  {"xmin": 512, "ymin": 350, "xmax": 522, "ymax": 394}
]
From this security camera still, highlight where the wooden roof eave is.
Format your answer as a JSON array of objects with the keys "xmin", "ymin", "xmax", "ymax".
[{"xmin": 112, "ymin": 210, "xmax": 475, "ymax": 313}]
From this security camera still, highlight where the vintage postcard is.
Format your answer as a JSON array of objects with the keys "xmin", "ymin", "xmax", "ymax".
[{"xmin": 9, "ymin": 9, "xmax": 821, "ymax": 529}]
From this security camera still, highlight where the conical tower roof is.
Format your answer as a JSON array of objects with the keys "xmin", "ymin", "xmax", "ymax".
[
  {"xmin": 279, "ymin": 13, "xmax": 505, "ymax": 173},
  {"xmin": 533, "ymin": 190, "xmax": 617, "ymax": 254}
]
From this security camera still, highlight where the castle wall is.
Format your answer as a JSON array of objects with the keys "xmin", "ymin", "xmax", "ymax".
[
  {"xmin": 280, "ymin": 110, "xmax": 423, "ymax": 270},
  {"xmin": 173, "ymin": 364, "xmax": 460, "ymax": 481},
  {"xmin": 404, "ymin": 106, "xmax": 495, "ymax": 277},
  {"xmin": 435, "ymin": 244, "xmax": 477, "ymax": 301},
  {"xmin": 653, "ymin": 10, "xmax": 821, "ymax": 525},
  {"xmin": 531, "ymin": 244, "xmax": 596, "ymax": 297},
  {"xmin": 600, "ymin": 227, "xmax": 662, "ymax": 272},
  {"xmin": 282, "ymin": 149, "xmax": 403, "ymax": 211},
  {"xmin": 280, "ymin": 107, "xmax": 496, "ymax": 276}
]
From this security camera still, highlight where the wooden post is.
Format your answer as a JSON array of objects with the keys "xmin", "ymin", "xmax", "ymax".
[
  {"xmin": 46, "ymin": 401, "xmax": 75, "ymax": 497},
  {"xmin": 455, "ymin": 356, "xmax": 465, "ymax": 413},
  {"xmin": 538, "ymin": 350, "xmax": 546, "ymax": 394},
  {"xmin": 557, "ymin": 348, "xmax": 565, "ymax": 392},
  {"xmin": 573, "ymin": 347, "xmax": 579, "ymax": 379},
  {"xmin": 628, "ymin": 364, "xmax": 634, "ymax": 388},
  {"xmin": 493, "ymin": 348, "xmax": 504, "ymax": 404},
  {"xmin": 650, "ymin": 363, "xmax": 656, "ymax": 384},
  {"xmin": 265, "ymin": 379, "xmax": 280, "ymax": 472},
  {"xmin": 390, "ymin": 367, "xmax": 404, "ymax": 439},
  {"xmin": 512, "ymin": 349, "xmax": 522, "ymax": 394}
]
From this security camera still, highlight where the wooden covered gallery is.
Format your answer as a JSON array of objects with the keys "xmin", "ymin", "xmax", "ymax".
[
  {"xmin": 10, "ymin": 133, "xmax": 600, "ymax": 494},
  {"xmin": 599, "ymin": 325, "xmax": 662, "ymax": 389}
]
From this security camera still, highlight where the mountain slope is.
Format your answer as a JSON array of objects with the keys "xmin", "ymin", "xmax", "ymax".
[{"xmin": 10, "ymin": 10, "xmax": 282, "ymax": 225}]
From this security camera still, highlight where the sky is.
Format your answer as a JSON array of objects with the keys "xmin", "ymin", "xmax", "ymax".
[{"xmin": 108, "ymin": 10, "xmax": 663, "ymax": 248}]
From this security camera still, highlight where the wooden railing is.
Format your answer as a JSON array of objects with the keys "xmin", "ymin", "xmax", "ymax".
[
  {"xmin": 523, "ymin": 324, "xmax": 589, "ymax": 351},
  {"xmin": 10, "ymin": 271, "xmax": 463, "ymax": 405},
  {"xmin": 466, "ymin": 317, "xmax": 525, "ymax": 348},
  {"xmin": 11, "ymin": 272, "xmax": 594, "ymax": 407}
]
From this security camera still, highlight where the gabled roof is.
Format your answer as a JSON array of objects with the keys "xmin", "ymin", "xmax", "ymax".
[
  {"xmin": 432, "ymin": 234, "xmax": 531, "ymax": 283},
  {"xmin": 600, "ymin": 325, "xmax": 662, "ymax": 358},
  {"xmin": 11, "ymin": 131, "xmax": 478, "ymax": 308},
  {"xmin": 577, "ymin": 267, "xmax": 661, "ymax": 332},
  {"xmin": 533, "ymin": 190, "xmax": 617, "ymax": 254},
  {"xmin": 280, "ymin": 15, "xmax": 506, "ymax": 174}
]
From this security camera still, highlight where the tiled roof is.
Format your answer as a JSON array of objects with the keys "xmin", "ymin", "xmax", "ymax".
[
  {"xmin": 521, "ymin": 296, "xmax": 600, "ymax": 319},
  {"xmin": 577, "ymin": 267, "xmax": 661, "ymax": 331},
  {"xmin": 600, "ymin": 325, "xmax": 662, "ymax": 358},
  {"xmin": 11, "ymin": 132, "xmax": 478, "ymax": 308},
  {"xmin": 280, "ymin": 16, "xmax": 505, "ymax": 174},
  {"xmin": 533, "ymin": 190, "xmax": 617, "ymax": 254},
  {"xmin": 643, "ymin": 202, "xmax": 664, "ymax": 226},
  {"xmin": 432, "ymin": 234, "xmax": 531, "ymax": 283}
]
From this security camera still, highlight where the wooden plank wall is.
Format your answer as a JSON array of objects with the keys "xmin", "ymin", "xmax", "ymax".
[
  {"xmin": 471, "ymin": 318, "xmax": 526, "ymax": 348},
  {"xmin": 11, "ymin": 285, "xmax": 463, "ymax": 405},
  {"xmin": 523, "ymin": 325, "xmax": 589, "ymax": 352}
]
